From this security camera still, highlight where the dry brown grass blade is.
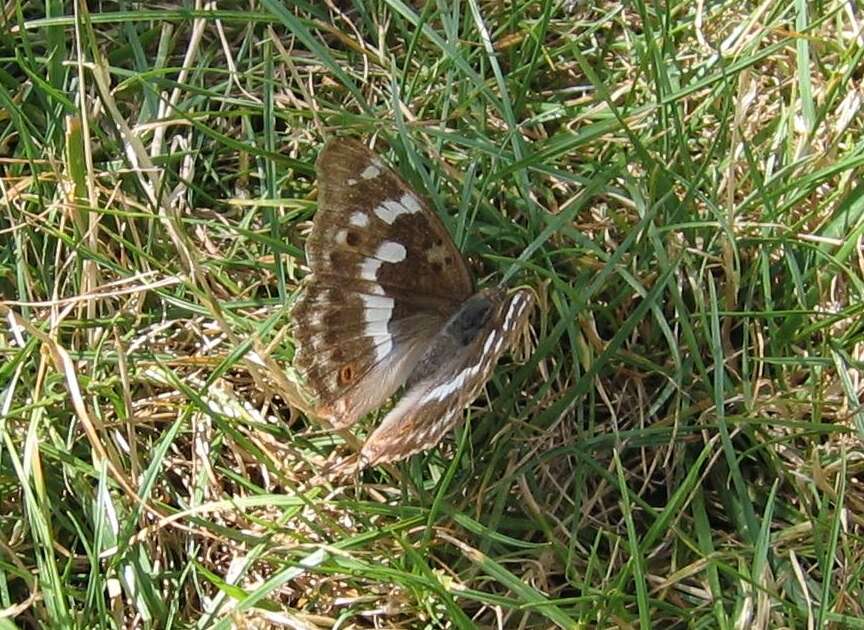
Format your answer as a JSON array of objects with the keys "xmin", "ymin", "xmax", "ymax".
[{"xmin": 0, "ymin": 303, "xmax": 152, "ymax": 515}]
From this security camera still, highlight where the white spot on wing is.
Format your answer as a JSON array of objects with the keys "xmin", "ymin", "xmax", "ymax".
[
  {"xmin": 360, "ymin": 243, "xmax": 407, "ymax": 281},
  {"xmin": 400, "ymin": 192, "xmax": 421, "ymax": 213},
  {"xmin": 368, "ymin": 319, "xmax": 390, "ymax": 336},
  {"xmin": 360, "ymin": 294, "xmax": 394, "ymax": 310},
  {"xmin": 376, "ymin": 241, "xmax": 407, "ymax": 263},
  {"xmin": 374, "ymin": 336, "xmax": 393, "ymax": 361},
  {"xmin": 360, "ymin": 258, "xmax": 382, "ymax": 281},
  {"xmin": 494, "ymin": 336, "xmax": 504, "ymax": 354},
  {"xmin": 360, "ymin": 294, "xmax": 394, "ymax": 353},
  {"xmin": 374, "ymin": 201, "xmax": 402, "ymax": 224},
  {"xmin": 504, "ymin": 293, "xmax": 530, "ymax": 330},
  {"xmin": 350, "ymin": 212, "xmax": 369, "ymax": 227},
  {"xmin": 361, "ymin": 165, "xmax": 380, "ymax": 179},
  {"xmin": 425, "ymin": 374, "xmax": 465, "ymax": 402},
  {"xmin": 424, "ymin": 363, "xmax": 483, "ymax": 402},
  {"xmin": 373, "ymin": 192, "xmax": 423, "ymax": 224},
  {"xmin": 483, "ymin": 333, "xmax": 498, "ymax": 354},
  {"xmin": 363, "ymin": 319, "xmax": 389, "ymax": 337}
]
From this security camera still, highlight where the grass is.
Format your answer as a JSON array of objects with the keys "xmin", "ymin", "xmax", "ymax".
[{"xmin": 2, "ymin": 0, "xmax": 864, "ymax": 627}]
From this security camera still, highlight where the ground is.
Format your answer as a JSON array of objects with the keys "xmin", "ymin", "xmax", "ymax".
[{"xmin": 1, "ymin": 1, "xmax": 864, "ymax": 627}]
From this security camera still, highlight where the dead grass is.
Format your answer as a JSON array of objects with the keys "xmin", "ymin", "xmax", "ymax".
[{"xmin": 2, "ymin": 0, "xmax": 864, "ymax": 627}]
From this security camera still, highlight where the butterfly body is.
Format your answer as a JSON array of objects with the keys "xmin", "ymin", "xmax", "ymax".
[
  {"xmin": 407, "ymin": 288, "xmax": 498, "ymax": 385},
  {"xmin": 292, "ymin": 138, "xmax": 532, "ymax": 465}
]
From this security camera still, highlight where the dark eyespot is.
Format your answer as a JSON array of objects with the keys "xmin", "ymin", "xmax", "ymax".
[
  {"xmin": 430, "ymin": 262, "xmax": 443, "ymax": 274},
  {"xmin": 346, "ymin": 231, "xmax": 361, "ymax": 246},
  {"xmin": 444, "ymin": 256, "xmax": 453, "ymax": 265}
]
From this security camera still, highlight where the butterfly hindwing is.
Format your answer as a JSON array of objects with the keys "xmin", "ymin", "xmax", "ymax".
[{"xmin": 360, "ymin": 288, "xmax": 534, "ymax": 465}]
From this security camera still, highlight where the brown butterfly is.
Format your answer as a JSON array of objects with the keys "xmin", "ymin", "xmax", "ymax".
[{"xmin": 292, "ymin": 138, "xmax": 532, "ymax": 466}]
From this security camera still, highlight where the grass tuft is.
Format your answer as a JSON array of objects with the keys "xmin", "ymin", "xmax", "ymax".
[{"xmin": 2, "ymin": 0, "xmax": 864, "ymax": 626}]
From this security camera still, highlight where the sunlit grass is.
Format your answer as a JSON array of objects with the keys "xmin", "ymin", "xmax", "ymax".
[{"xmin": 2, "ymin": 0, "xmax": 864, "ymax": 627}]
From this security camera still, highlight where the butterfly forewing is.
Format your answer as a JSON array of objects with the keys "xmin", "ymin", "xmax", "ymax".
[
  {"xmin": 293, "ymin": 138, "xmax": 473, "ymax": 428},
  {"xmin": 360, "ymin": 288, "xmax": 534, "ymax": 466},
  {"xmin": 308, "ymin": 138, "xmax": 473, "ymax": 300}
]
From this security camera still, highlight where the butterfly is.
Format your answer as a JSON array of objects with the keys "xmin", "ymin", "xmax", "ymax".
[{"xmin": 292, "ymin": 138, "xmax": 533, "ymax": 466}]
